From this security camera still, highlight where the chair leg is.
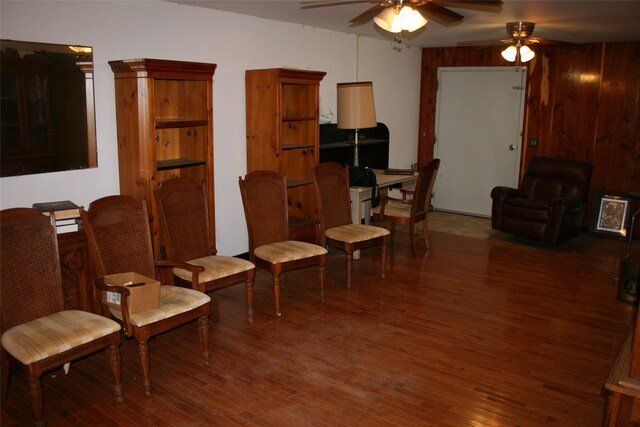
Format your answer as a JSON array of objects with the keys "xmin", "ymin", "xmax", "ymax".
[
  {"xmin": 381, "ymin": 242, "xmax": 387, "ymax": 279},
  {"xmin": 319, "ymin": 262, "xmax": 326, "ymax": 303},
  {"xmin": 409, "ymin": 222, "xmax": 417, "ymax": 256},
  {"xmin": 27, "ymin": 376, "xmax": 45, "ymax": 427},
  {"xmin": 137, "ymin": 340, "xmax": 152, "ymax": 398},
  {"xmin": 199, "ymin": 316, "xmax": 210, "ymax": 368},
  {"xmin": 423, "ymin": 217, "xmax": 430, "ymax": 250},
  {"xmin": 109, "ymin": 333, "xmax": 124, "ymax": 403},
  {"xmin": 1, "ymin": 347, "xmax": 11, "ymax": 400},
  {"xmin": 245, "ymin": 274, "xmax": 255, "ymax": 323},
  {"xmin": 346, "ymin": 253, "xmax": 353, "ymax": 289},
  {"xmin": 273, "ymin": 273, "xmax": 282, "ymax": 317}
]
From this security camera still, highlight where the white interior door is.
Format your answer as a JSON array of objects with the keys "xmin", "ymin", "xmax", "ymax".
[{"xmin": 433, "ymin": 67, "xmax": 526, "ymax": 217}]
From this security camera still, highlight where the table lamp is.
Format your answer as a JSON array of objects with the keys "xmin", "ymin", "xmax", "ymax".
[{"xmin": 337, "ymin": 82, "xmax": 377, "ymax": 167}]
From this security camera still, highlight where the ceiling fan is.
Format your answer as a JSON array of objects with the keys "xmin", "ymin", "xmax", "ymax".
[
  {"xmin": 300, "ymin": 0, "xmax": 503, "ymax": 32},
  {"xmin": 458, "ymin": 21, "xmax": 582, "ymax": 62}
]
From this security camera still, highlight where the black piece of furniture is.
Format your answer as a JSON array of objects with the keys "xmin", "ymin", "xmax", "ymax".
[
  {"xmin": 490, "ymin": 156, "xmax": 593, "ymax": 244},
  {"xmin": 319, "ymin": 122, "xmax": 389, "ymax": 169}
]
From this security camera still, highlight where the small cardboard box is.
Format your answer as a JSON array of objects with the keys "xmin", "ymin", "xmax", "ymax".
[{"xmin": 102, "ymin": 272, "xmax": 161, "ymax": 315}]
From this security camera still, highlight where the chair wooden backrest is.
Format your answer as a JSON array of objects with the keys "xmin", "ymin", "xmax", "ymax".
[
  {"xmin": 313, "ymin": 162, "xmax": 352, "ymax": 232},
  {"xmin": 82, "ymin": 195, "xmax": 156, "ymax": 279},
  {"xmin": 239, "ymin": 170, "xmax": 290, "ymax": 254},
  {"xmin": 412, "ymin": 159, "xmax": 441, "ymax": 220},
  {"xmin": 0, "ymin": 208, "xmax": 64, "ymax": 331},
  {"xmin": 155, "ymin": 177, "xmax": 212, "ymax": 261}
]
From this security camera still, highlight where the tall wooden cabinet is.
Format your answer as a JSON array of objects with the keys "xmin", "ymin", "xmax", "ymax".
[
  {"xmin": 245, "ymin": 68, "xmax": 326, "ymax": 241},
  {"xmin": 109, "ymin": 59, "xmax": 217, "ymax": 257}
]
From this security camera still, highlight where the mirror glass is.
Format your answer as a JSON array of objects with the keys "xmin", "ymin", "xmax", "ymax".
[{"xmin": 1, "ymin": 40, "xmax": 97, "ymax": 177}]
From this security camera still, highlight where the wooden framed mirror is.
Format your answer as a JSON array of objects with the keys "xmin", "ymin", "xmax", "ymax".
[{"xmin": 1, "ymin": 40, "xmax": 97, "ymax": 177}]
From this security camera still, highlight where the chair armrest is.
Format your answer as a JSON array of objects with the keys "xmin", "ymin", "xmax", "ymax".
[
  {"xmin": 155, "ymin": 260, "xmax": 205, "ymax": 292},
  {"xmin": 490, "ymin": 186, "xmax": 525, "ymax": 200},
  {"xmin": 95, "ymin": 275, "xmax": 131, "ymax": 335},
  {"xmin": 553, "ymin": 197, "xmax": 583, "ymax": 212}
]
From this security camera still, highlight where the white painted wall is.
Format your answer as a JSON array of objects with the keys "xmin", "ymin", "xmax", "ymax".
[{"xmin": 0, "ymin": 0, "xmax": 422, "ymax": 255}]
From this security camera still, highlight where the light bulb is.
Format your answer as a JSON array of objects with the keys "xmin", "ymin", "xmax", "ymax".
[
  {"xmin": 519, "ymin": 45, "xmax": 535, "ymax": 62},
  {"xmin": 501, "ymin": 45, "xmax": 518, "ymax": 62}
]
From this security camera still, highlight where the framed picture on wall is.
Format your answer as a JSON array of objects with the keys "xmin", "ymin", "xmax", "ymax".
[{"xmin": 591, "ymin": 192, "xmax": 632, "ymax": 238}]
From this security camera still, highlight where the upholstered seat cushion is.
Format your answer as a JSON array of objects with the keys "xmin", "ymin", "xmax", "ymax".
[
  {"xmin": 326, "ymin": 224, "xmax": 390, "ymax": 244},
  {"xmin": 1, "ymin": 310, "xmax": 121, "ymax": 365},
  {"xmin": 255, "ymin": 240, "xmax": 327, "ymax": 264},
  {"xmin": 372, "ymin": 200, "xmax": 411, "ymax": 218},
  {"xmin": 173, "ymin": 255, "xmax": 255, "ymax": 283},
  {"xmin": 109, "ymin": 286, "xmax": 211, "ymax": 327}
]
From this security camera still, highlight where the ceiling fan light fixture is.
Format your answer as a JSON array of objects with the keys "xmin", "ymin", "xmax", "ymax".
[
  {"xmin": 501, "ymin": 45, "xmax": 518, "ymax": 62},
  {"xmin": 519, "ymin": 45, "xmax": 535, "ymax": 62},
  {"xmin": 374, "ymin": 5, "xmax": 427, "ymax": 34}
]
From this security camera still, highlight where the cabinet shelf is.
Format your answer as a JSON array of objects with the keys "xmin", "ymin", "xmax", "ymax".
[
  {"xmin": 282, "ymin": 116, "xmax": 316, "ymax": 122},
  {"xmin": 155, "ymin": 119, "xmax": 208, "ymax": 129},
  {"xmin": 157, "ymin": 158, "xmax": 206, "ymax": 171},
  {"xmin": 282, "ymin": 144, "xmax": 314, "ymax": 150},
  {"xmin": 287, "ymin": 179, "xmax": 312, "ymax": 189}
]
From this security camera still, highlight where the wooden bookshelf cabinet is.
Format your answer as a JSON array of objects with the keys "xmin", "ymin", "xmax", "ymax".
[
  {"xmin": 245, "ymin": 68, "xmax": 326, "ymax": 242},
  {"xmin": 109, "ymin": 59, "xmax": 217, "ymax": 257}
]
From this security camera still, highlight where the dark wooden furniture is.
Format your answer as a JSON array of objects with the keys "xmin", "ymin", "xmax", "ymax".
[
  {"xmin": 245, "ymin": 68, "xmax": 326, "ymax": 244},
  {"xmin": 373, "ymin": 159, "xmax": 441, "ymax": 256},
  {"xmin": 81, "ymin": 195, "xmax": 211, "ymax": 398},
  {"xmin": 154, "ymin": 177, "xmax": 257, "ymax": 322},
  {"xmin": 491, "ymin": 156, "xmax": 593, "ymax": 244},
  {"xmin": 239, "ymin": 170, "xmax": 327, "ymax": 317},
  {"xmin": 0, "ymin": 208, "xmax": 123, "ymax": 426},
  {"xmin": 319, "ymin": 122, "xmax": 390, "ymax": 169},
  {"xmin": 109, "ymin": 59, "xmax": 217, "ymax": 259},
  {"xmin": 313, "ymin": 162, "xmax": 390, "ymax": 287}
]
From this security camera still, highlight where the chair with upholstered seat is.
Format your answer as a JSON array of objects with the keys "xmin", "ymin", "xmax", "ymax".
[
  {"xmin": 1, "ymin": 208, "xmax": 123, "ymax": 426},
  {"xmin": 490, "ymin": 156, "xmax": 593, "ymax": 244},
  {"xmin": 373, "ymin": 158, "xmax": 441, "ymax": 256},
  {"xmin": 313, "ymin": 162, "xmax": 390, "ymax": 288},
  {"xmin": 81, "ymin": 195, "xmax": 211, "ymax": 398},
  {"xmin": 238, "ymin": 170, "xmax": 327, "ymax": 317},
  {"xmin": 154, "ymin": 177, "xmax": 256, "ymax": 322}
]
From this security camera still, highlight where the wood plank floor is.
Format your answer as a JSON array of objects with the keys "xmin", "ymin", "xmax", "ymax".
[{"xmin": 2, "ymin": 227, "xmax": 638, "ymax": 426}]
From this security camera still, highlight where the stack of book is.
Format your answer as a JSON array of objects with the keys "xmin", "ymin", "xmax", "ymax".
[{"xmin": 32, "ymin": 200, "xmax": 81, "ymax": 234}]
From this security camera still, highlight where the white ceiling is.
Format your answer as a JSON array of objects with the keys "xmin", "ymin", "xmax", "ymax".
[{"xmin": 167, "ymin": 1, "xmax": 640, "ymax": 48}]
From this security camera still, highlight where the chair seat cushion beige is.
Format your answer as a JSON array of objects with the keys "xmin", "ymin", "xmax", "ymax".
[
  {"xmin": 173, "ymin": 255, "xmax": 255, "ymax": 283},
  {"xmin": 109, "ymin": 286, "xmax": 211, "ymax": 327},
  {"xmin": 255, "ymin": 240, "xmax": 328, "ymax": 264},
  {"xmin": 1, "ymin": 310, "xmax": 121, "ymax": 365},
  {"xmin": 372, "ymin": 200, "xmax": 411, "ymax": 218},
  {"xmin": 326, "ymin": 224, "xmax": 390, "ymax": 244}
]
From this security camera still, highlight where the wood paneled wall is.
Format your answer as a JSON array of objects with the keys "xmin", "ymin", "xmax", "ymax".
[{"xmin": 419, "ymin": 41, "xmax": 640, "ymax": 228}]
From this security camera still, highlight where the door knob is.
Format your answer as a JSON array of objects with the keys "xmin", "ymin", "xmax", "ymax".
[{"xmin": 509, "ymin": 144, "xmax": 516, "ymax": 150}]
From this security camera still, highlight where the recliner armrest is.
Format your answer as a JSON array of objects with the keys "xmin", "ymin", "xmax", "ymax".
[
  {"xmin": 552, "ymin": 197, "xmax": 583, "ymax": 212},
  {"xmin": 490, "ymin": 186, "xmax": 526, "ymax": 200}
]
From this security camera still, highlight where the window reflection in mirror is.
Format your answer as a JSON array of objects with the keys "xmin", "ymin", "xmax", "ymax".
[{"xmin": 1, "ymin": 40, "xmax": 97, "ymax": 177}]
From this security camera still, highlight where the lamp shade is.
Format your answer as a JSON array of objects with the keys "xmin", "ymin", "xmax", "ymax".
[
  {"xmin": 519, "ymin": 45, "xmax": 535, "ymax": 62},
  {"xmin": 373, "ymin": 5, "xmax": 427, "ymax": 33},
  {"xmin": 337, "ymin": 82, "xmax": 377, "ymax": 130},
  {"xmin": 501, "ymin": 45, "xmax": 518, "ymax": 62}
]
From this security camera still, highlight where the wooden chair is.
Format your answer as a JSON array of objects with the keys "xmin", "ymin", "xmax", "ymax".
[
  {"xmin": 1, "ymin": 208, "xmax": 123, "ymax": 426},
  {"xmin": 154, "ymin": 177, "xmax": 257, "ymax": 322},
  {"xmin": 373, "ymin": 159, "xmax": 441, "ymax": 256},
  {"xmin": 238, "ymin": 170, "xmax": 327, "ymax": 317},
  {"xmin": 81, "ymin": 195, "xmax": 211, "ymax": 398},
  {"xmin": 313, "ymin": 162, "xmax": 390, "ymax": 288}
]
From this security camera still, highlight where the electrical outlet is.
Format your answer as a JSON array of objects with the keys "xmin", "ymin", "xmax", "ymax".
[{"xmin": 529, "ymin": 136, "xmax": 540, "ymax": 147}]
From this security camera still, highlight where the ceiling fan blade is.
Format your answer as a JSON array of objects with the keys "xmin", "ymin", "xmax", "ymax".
[
  {"xmin": 527, "ymin": 37, "xmax": 584, "ymax": 50},
  {"xmin": 456, "ymin": 38, "xmax": 511, "ymax": 47},
  {"xmin": 300, "ymin": 0, "xmax": 377, "ymax": 10},
  {"xmin": 432, "ymin": 0, "xmax": 503, "ymax": 9},
  {"xmin": 349, "ymin": 3, "xmax": 387, "ymax": 26},
  {"xmin": 413, "ymin": 2, "xmax": 464, "ymax": 24}
]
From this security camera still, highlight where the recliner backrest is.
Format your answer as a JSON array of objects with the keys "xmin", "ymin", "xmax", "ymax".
[{"xmin": 520, "ymin": 157, "xmax": 593, "ymax": 202}]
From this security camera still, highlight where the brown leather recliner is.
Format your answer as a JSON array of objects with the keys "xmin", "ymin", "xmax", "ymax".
[{"xmin": 491, "ymin": 156, "xmax": 593, "ymax": 244}]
